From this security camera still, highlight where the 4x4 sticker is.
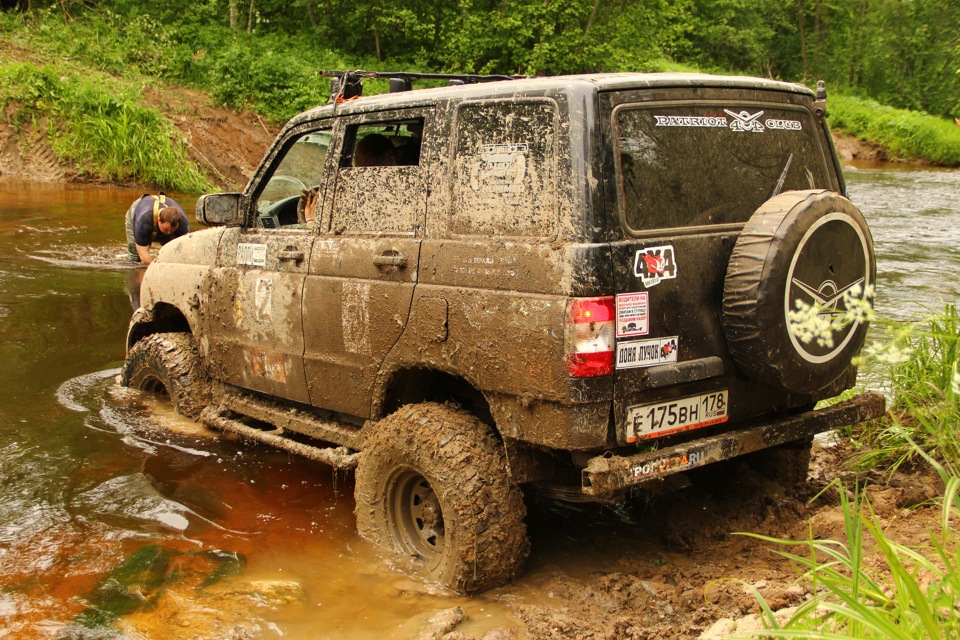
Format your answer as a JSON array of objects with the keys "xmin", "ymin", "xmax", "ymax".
[
  {"xmin": 616, "ymin": 292, "xmax": 649, "ymax": 337},
  {"xmin": 633, "ymin": 245, "xmax": 677, "ymax": 288},
  {"xmin": 616, "ymin": 336, "xmax": 678, "ymax": 370},
  {"xmin": 725, "ymin": 109, "xmax": 765, "ymax": 132}
]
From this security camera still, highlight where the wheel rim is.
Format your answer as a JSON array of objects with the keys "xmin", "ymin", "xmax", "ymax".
[
  {"xmin": 134, "ymin": 372, "xmax": 169, "ymax": 397},
  {"xmin": 388, "ymin": 468, "xmax": 445, "ymax": 559}
]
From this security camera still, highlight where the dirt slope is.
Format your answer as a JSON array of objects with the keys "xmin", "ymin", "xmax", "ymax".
[{"xmin": 0, "ymin": 82, "xmax": 278, "ymax": 191}]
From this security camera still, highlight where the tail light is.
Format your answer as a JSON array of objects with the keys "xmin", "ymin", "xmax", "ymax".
[{"xmin": 565, "ymin": 296, "xmax": 615, "ymax": 377}]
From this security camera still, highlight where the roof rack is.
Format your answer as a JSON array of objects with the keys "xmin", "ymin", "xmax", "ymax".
[{"xmin": 321, "ymin": 70, "xmax": 526, "ymax": 102}]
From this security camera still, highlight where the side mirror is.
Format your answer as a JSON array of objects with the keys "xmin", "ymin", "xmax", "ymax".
[{"xmin": 196, "ymin": 193, "xmax": 242, "ymax": 226}]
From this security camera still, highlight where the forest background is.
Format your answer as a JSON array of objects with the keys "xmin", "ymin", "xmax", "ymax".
[{"xmin": 2, "ymin": 0, "xmax": 960, "ymax": 190}]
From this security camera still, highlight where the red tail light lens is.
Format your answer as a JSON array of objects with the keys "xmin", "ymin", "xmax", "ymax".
[{"xmin": 565, "ymin": 296, "xmax": 615, "ymax": 377}]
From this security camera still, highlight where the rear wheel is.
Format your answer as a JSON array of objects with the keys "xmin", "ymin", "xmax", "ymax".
[
  {"xmin": 355, "ymin": 402, "xmax": 529, "ymax": 594},
  {"xmin": 120, "ymin": 333, "xmax": 209, "ymax": 419}
]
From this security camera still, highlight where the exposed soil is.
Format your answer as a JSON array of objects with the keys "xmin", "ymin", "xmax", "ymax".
[
  {"xmin": 506, "ymin": 440, "xmax": 949, "ymax": 640},
  {"xmin": 0, "ymin": 80, "xmax": 277, "ymax": 191}
]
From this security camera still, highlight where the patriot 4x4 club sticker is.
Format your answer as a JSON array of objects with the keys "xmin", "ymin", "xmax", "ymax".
[
  {"xmin": 633, "ymin": 245, "xmax": 677, "ymax": 288},
  {"xmin": 655, "ymin": 110, "xmax": 802, "ymax": 133}
]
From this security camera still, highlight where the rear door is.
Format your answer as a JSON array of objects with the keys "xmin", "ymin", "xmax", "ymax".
[
  {"xmin": 601, "ymin": 89, "xmax": 838, "ymax": 444},
  {"xmin": 302, "ymin": 109, "xmax": 431, "ymax": 418}
]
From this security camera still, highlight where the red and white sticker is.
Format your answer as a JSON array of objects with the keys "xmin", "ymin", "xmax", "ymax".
[
  {"xmin": 616, "ymin": 336, "xmax": 678, "ymax": 370},
  {"xmin": 616, "ymin": 292, "xmax": 649, "ymax": 337},
  {"xmin": 633, "ymin": 245, "xmax": 677, "ymax": 288}
]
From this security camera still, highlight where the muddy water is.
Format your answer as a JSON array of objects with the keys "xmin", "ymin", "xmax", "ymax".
[{"xmin": 0, "ymin": 167, "xmax": 958, "ymax": 639}]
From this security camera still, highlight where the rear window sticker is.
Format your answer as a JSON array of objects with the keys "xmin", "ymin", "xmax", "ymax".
[
  {"xmin": 633, "ymin": 245, "xmax": 677, "ymax": 288},
  {"xmin": 237, "ymin": 243, "xmax": 267, "ymax": 267},
  {"xmin": 616, "ymin": 336, "xmax": 679, "ymax": 370},
  {"xmin": 653, "ymin": 111, "xmax": 802, "ymax": 133},
  {"xmin": 725, "ymin": 109, "xmax": 765, "ymax": 132},
  {"xmin": 654, "ymin": 115, "xmax": 728, "ymax": 128},
  {"xmin": 766, "ymin": 118, "xmax": 803, "ymax": 131},
  {"xmin": 616, "ymin": 292, "xmax": 649, "ymax": 337}
]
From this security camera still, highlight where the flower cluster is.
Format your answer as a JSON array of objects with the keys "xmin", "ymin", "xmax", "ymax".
[{"xmin": 788, "ymin": 284, "xmax": 876, "ymax": 348}]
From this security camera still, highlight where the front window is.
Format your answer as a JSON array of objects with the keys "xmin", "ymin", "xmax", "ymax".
[
  {"xmin": 255, "ymin": 130, "xmax": 331, "ymax": 227},
  {"xmin": 616, "ymin": 103, "xmax": 829, "ymax": 231}
]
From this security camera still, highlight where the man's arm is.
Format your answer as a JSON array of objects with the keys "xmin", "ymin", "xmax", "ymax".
[{"xmin": 136, "ymin": 244, "xmax": 154, "ymax": 265}]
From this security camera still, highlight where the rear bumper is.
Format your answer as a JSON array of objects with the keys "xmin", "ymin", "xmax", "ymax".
[{"xmin": 581, "ymin": 392, "xmax": 885, "ymax": 497}]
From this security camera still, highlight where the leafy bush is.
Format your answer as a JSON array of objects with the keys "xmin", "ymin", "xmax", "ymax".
[
  {"xmin": 829, "ymin": 96, "xmax": 960, "ymax": 167},
  {"xmin": 207, "ymin": 35, "xmax": 340, "ymax": 122}
]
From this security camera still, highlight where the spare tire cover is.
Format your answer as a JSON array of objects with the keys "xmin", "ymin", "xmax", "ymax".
[{"xmin": 722, "ymin": 189, "xmax": 875, "ymax": 394}]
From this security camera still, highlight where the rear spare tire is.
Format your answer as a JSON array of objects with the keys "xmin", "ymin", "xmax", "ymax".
[
  {"xmin": 355, "ymin": 402, "xmax": 529, "ymax": 594},
  {"xmin": 120, "ymin": 333, "xmax": 210, "ymax": 419},
  {"xmin": 722, "ymin": 190, "xmax": 875, "ymax": 394}
]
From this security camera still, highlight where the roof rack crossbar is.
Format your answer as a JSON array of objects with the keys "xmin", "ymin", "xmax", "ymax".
[
  {"xmin": 321, "ymin": 70, "xmax": 524, "ymax": 85},
  {"xmin": 322, "ymin": 70, "xmax": 528, "ymax": 103}
]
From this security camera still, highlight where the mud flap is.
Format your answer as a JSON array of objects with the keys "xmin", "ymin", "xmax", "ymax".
[{"xmin": 581, "ymin": 392, "xmax": 885, "ymax": 497}]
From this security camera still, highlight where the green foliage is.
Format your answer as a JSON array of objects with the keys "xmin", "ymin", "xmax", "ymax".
[
  {"xmin": 207, "ymin": 33, "xmax": 343, "ymax": 121},
  {"xmin": 829, "ymin": 95, "xmax": 960, "ymax": 166},
  {"xmin": 852, "ymin": 304, "xmax": 960, "ymax": 474},
  {"xmin": 0, "ymin": 61, "xmax": 211, "ymax": 192},
  {"xmin": 738, "ymin": 476, "xmax": 960, "ymax": 639}
]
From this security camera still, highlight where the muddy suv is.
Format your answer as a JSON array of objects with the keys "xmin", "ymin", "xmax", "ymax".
[{"xmin": 122, "ymin": 71, "xmax": 884, "ymax": 593}]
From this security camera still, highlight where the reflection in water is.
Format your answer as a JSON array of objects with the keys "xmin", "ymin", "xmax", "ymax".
[{"xmin": 1, "ymin": 170, "xmax": 959, "ymax": 638}]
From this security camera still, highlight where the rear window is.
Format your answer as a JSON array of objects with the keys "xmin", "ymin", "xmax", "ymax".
[{"xmin": 615, "ymin": 103, "xmax": 830, "ymax": 231}]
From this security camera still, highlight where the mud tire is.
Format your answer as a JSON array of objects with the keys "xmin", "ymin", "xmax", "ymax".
[
  {"xmin": 120, "ymin": 333, "xmax": 210, "ymax": 420},
  {"xmin": 355, "ymin": 402, "xmax": 529, "ymax": 594},
  {"xmin": 722, "ymin": 190, "xmax": 875, "ymax": 394}
]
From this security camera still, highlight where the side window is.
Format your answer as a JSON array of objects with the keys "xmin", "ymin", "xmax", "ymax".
[
  {"xmin": 451, "ymin": 100, "xmax": 557, "ymax": 238},
  {"xmin": 330, "ymin": 117, "xmax": 426, "ymax": 235},
  {"xmin": 254, "ymin": 130, "xmax": 331, "ymax": 227}
]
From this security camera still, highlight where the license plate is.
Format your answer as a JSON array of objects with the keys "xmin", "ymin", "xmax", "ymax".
[{"xmin": 626, "ymin": 390, "xmax": 729, "ymax": 442}]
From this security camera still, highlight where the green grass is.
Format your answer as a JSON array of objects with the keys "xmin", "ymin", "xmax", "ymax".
[
  {"xmin": 829, "ymin": 95, "xmax": 960, "ymax": 167},
  {"xmin": 738, "ymin": 469, "xmax": 960, "ymax": 639},
  {"xmin": 0, "ymin": 61, "xmax": 211, "ymax": 193},
  {"xmin": 851, "ymin": 304, "xmax": 960, "ymax": 476}
]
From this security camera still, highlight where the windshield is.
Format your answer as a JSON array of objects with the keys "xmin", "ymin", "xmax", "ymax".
[{"xmin": 615, "ymin": 104, "xmax": 830, "ymax": 231}]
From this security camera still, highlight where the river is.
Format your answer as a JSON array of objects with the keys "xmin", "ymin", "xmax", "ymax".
[{"xmin": 0, "ymin": 166, "xmax": 958, "ymax": 638}]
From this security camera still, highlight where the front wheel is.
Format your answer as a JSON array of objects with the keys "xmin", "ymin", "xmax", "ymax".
[
  {"xmin": 355, "ymin": 403, "xmax": 529, "ymax": 594},
  {"xmin": 120, "ymin": 333, "xmax": 209, "ymax": 419}
]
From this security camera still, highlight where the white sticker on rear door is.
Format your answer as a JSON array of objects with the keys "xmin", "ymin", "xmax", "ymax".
[
  {"xmin": 616, "ymin": 292, "xmax": 649, "ymax": 337},
  {"xmin": 616, "ymin": 336, "xmax": 678, "ymax": 369}
]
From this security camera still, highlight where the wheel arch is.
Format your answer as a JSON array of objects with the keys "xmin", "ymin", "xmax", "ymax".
[
  {"xmin": 375, "ymin": 367, "xmax": 495, "ymax": 428},
  {"xmin": 125, "ymin": 302, "xmax": 194, "ymax": 353}
]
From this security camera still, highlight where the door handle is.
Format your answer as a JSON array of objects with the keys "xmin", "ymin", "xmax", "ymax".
[
  {"xmin": 373, "ymin": 252, "xmax": 408, "ymax": 269},
  {"xmin": 278, "ymin": 250, "xmax": 305, "ymax": 262}
]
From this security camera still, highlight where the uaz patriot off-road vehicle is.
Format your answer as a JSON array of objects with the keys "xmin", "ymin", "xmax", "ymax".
[{"xmin": 122, "ymin": 71, "xmax": 885, "ymax": 593}]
